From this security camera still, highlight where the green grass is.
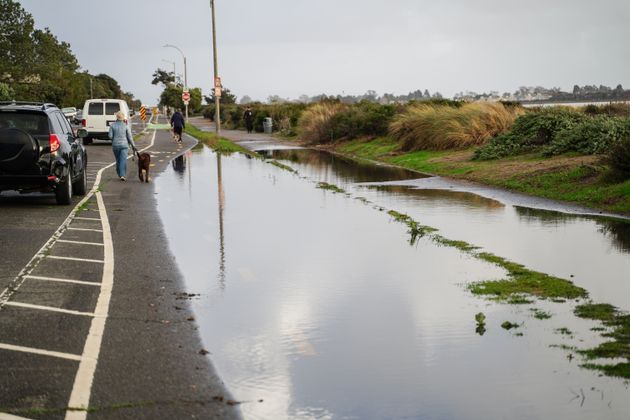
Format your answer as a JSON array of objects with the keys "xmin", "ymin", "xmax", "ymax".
[
  {"xmin": 268, "ymin": 160, "xmax": 297, "ymax": 173},
  {"xmin": 530, "ymin": 308, "xmax": 553, "ymax": 320},
  {"xmin": 185, "ymin": 125, "xmax": 256, "ymax": 156},
  {"xmin": 316, "ymin": 182, "xmax": 346, "ymax": 194},
  {"xmin": 501, "ymin": 321, "xmax": 521, "ymax": 330},
  {"xmin": 333, "ymin": 136, "xmax": 630, "ymax": 214},
  {"xmin": 469, "ymin": 253, "xmax": 587, "ymax": 301}
]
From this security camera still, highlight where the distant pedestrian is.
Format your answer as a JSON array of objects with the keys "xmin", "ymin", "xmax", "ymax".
[
  {"xmin": 243, "ymin": 106, "xmax": 254, "ymax": 133},
  {"xmin": 108, "ymin": 111, "xmax": 137, "ymax": 181},
  {"xmin": 170, "ymin": 109, "xmax": 185, "ymax": 143}
]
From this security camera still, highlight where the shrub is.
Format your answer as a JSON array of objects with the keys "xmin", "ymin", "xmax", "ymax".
[
  {"xmin": 581, "ymin": 103, "xmax": 630, "ymax": 117},
  {"xmin": 328, "ymin": 101, "xmax": 398, "ymax": 140},
  {"xmin": 389, "ymin": 102, "xmax": 522, "ymax": 151},
  {"xmin": 298, "ymin": 102, "xmax": 347, "ymax": 143},
  {"xmin": 474, "ymin": 107, "xmax": 586, "ymax": 160},
  {"xmin": 543, "ymin": 116, "xmax": 630, "ymax": 156},
  {"xmin": 608, "ymin": 135, "xmax": 630, "ymax": 178}
]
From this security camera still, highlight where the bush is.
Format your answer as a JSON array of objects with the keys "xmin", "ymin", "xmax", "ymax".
[
  {"xmin": 328, "ymin": 101, "xmax": 398, "ymax": 140},
  {"xmin": 608, "ymin": 135, "xmax": 630, "ymax": 178},
  {"xmin": 474, "ymin": 107, "xmax": 586, "ymax": 160},
  {"xmin": 389, "ymin": 102, "xmax": 522, "ymax": 151},
  {"xmin": 203, "ymin": 102, "xmax": 306, "ymax": 135},
  {"xmin": 298, "ymin": 102, "xmax": 347, "ymax": 143},
  {"xmin": 543, "ymin": 116, "xmax": 630, "ymax": 156},
  {"xmin": 581, "ymin": 103, "xmax": 630, "ymax": 117}
]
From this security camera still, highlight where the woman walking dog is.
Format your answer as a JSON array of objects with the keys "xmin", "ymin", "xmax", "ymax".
[{"xmin": 108, "ymin": 110, "xmax": 137, "ymax": 181}]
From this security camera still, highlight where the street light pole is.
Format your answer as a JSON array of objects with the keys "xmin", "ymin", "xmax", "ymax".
[
  {"xmin": 161, "ymin": 59, "xmax": 176, "ymax": 84},
  {"xmin": 210, "ymin": 0, "xmax": 221, "ymax": 134},
  {"xmin": 163, "ymin": 44, "xmax": 188, "ymax": 122}
]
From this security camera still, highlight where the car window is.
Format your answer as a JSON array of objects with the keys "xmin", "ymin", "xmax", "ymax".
[
  {"xmin": 0, "ymin": 111, "xmax": 49, "ymax": 135},
  {"xmin": 88, "ymin": 103, "xmax": 103, "ymax": 115},
  {"xmin": 49, "ymin": 112, "xmax": 65, "ymax": 135},
  {"xmin": 55, "ymin": 112, "xmax": 73, "ymax": 136},
  {"xmin": 105, "ymin": 102, "xmax": 121, "ymax": 115}
]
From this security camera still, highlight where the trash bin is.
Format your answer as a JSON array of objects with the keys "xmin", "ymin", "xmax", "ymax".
[{"xmin": 263, "ymin": 117, "xmax": 273, "ymax": 134}]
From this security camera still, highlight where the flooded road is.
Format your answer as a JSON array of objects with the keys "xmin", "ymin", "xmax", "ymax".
[{"xmin": 156, "ymin": 145, "xmax": 630, "ymax": 419}]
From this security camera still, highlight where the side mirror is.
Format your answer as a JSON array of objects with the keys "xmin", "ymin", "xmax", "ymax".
[{"xmin": 77, "ymin": 128, "xmax": 88, "ymax": 138}]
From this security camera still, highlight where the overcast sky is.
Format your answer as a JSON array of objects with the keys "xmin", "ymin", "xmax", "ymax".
[{"xmin": 19, "ymin": 0, "xmax": 630, "ymax": 104}]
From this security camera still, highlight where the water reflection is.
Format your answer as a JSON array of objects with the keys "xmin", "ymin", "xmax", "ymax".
[
  {"xmin": 258, "ymin": 149, "xmax": 425, "ymax": 183},
  {"xmin": 366, "ymin": 185, "xmax": 505, "ymax": 212},
  {"xmin": 217, "ymin": 154, "xmax": 226, "ymax": 289},
  {"xmin": 515, "ymin": 206, "xmax": 630, "ymax": 253},
  {"xmin": 156, "ymin": 146, "xmax": 630, "ymax": 420},
  {"xmin": 172, "ymin": 154, "xmax": 186, "ymax": 173}
]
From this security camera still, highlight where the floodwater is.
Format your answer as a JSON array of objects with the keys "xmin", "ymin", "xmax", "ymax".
[{"xmin": 156, "ymin": 146, "xmax": 630, "ymax": 420}]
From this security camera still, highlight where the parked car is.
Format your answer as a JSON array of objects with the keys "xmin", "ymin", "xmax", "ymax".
[
  {"xmin": 0, "ymin": 101, "xmax": 88, "ymax": 204},
  {"xmin": 81, "ymin": 98, "xmax": 130, "ymax": 145},
  {"xmin": 61, "ymin": 106, "xmax": 77, "ymax": 121},
  {"xmin": 73, "ymin": 109, "xmax": 83, "ymax": 125}
]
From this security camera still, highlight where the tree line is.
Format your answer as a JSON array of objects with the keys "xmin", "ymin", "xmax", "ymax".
[{"xmin": 0, "ymin": 0, "xmax": 141, "ymax": 109}]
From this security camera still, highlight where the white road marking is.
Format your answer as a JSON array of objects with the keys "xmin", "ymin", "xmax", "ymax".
[
  {"xmin": 25, "ymin": 275, "xmax": 101, "ymax": 287},
  {"xmin": 65, "ymin": 129, "xmax": 156, "ymax": 419},
  {"xmin": 47, "ymin": 256, "xmax": 104, "ymax": 264},
  {"xmin": 5, "ymin": 302, "xmax": 94, "ymax": 317},
  {"xmin": 57, "ymin": 239, "xmax": 104, "ymax": 246},
  {"xmin": 74, "ymin": 217, "xmax": 101, "ymax": 221},
  {"xmin": 0, "ymin": 410, "xmax": 36, "ymax": 419},
  {"xmin": 0, "ymin": 343, "xmax": 83, "ymax": 362},
  {"xmin": 67, "ymin": 227, "xmax": 103, "ymax": 233}
]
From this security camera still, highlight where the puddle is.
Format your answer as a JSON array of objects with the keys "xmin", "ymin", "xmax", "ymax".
[{"xmin": 156, "ymin": 146, "xmax": 630, "ymax": 420}]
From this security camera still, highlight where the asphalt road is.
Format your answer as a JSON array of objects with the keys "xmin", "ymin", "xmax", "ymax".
[{"xmin": 0, "ymin": 116, "xmax": 240, "ymax": 419}]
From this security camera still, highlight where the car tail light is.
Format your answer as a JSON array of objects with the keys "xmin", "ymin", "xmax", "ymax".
[
  {"xmin": 81, "ymin": 119, "xmax": 86, "ymax": 127},
  {"xmin": 50, "ymin": 134, "xmax": 61, "ymax": 153}
]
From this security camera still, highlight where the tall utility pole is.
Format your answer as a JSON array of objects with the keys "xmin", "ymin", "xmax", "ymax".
[
  {"xmin": 210, "ymin": 0, "xmax": 221, "ymax": 134},
  {"xmin": 163, "ymin": 44, "xmax": 188, "ymax": 122}
]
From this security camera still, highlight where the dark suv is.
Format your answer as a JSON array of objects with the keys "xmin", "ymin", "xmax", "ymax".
[{"xmin": 0, "ymin": 102, "xmax": 88, "ymax": 204}]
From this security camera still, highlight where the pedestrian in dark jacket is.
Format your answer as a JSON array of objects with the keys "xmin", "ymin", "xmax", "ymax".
[
  {"xmin": 243, "ymin": 106, "xmax": 254, "ymax": 133},
  {"xmin": 170, "ymin": 109, "xmax": 185, "ymax": 143}
]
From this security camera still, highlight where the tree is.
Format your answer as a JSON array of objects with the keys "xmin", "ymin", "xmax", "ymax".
[
  {"xmin": 240, "ymin": 95, "xmax": 253, "ymax": 104},
  {"xmin": 0, "ymin": 0, "xmax": 35, "ymax": 84},
  {"xmin": 151, "ymin": 68, "xmax": 175, "ymax": 87},
  {"xmin": 423, "ymin": 89, "xmax": 431, "ymax": 98},
  {"xmin": 0, "ymin": 82, "xmax": 15, "ymax": 100},
  {"xmin": 205, "ymin": 87, "xmax": 237, "ymax": 106}
]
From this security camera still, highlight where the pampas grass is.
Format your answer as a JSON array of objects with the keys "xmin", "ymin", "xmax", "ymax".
[
  {"xmin": 389, "ymin": 102, "xmax": 523, "ymax": 151},
  {"xmin": 298, "ymin": 102, "xmax": 346, "ymax": 143}
]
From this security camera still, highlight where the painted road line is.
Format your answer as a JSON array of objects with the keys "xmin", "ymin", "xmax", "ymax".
[
  {"xmin": 0, "ymin": 342, "xmax": 83, "ymax": 362},
  {"xmin": 4, "ymin": 302, "xmax": 95, "ymax": 317},
  {"xmin": 67, "ymin": 227, "xmax": 103, "ymax": 233},
  {"xmin": 47, "ymin": 256, "xmax": 104, "ymax": 264},
  {"xmin": 65, "ymin": 129, "xmax": 157, "ymax": 420},
  {"xmin": 25, "ymin": 275, "xmax": 101, "ymax": 287},
  {"xmin": 57, "ymin": 240, "xmax": 104, "ymax": 247},
  {"xmin": 73, "ymin": 217, "xmax": 101, "ymax": 221},
  {"xmin": 0, "ymin": 410, "xmax": 36, "ymax": 419}
]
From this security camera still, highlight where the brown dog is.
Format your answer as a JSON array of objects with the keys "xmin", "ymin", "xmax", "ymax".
[{"xmin": 136, "ymin": 152, "xmax": 151, "ymax": 182}]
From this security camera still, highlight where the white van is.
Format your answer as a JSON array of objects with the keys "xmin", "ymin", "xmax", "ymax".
[{"xmin": 81, "ymin": 99, "xmax": 130, "ymax": 144}]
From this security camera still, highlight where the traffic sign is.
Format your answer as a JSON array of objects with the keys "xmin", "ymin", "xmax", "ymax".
[
  {"xmin": 214, "ymin": 87, "xmax": 221, "ymax": 98},
  {"xmin": 214, "ymin": 77, "xmax": 221, "ymax": 88},
  {"xmin": 182, "ymin": 91, "xmax": 190, "ymax": 103},
  {"xmin": 139, "ymin": 106, "xmax": 146, "ymax": 121}
]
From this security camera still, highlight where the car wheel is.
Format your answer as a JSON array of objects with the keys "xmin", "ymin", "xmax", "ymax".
[
  {"xmin": 55, "ymin": 173, "xmax": 72, "ymax": 205},
  {"xmin": 73, "ymin": 167, "xmax": 87, "ymax": 196},
  {"xmin": 83, "ymin": 137, "xmax": 93, "ymax": 145}
]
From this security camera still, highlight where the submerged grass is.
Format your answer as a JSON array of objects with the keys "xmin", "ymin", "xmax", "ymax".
[
  {"xmin": 573, "ymin": 303, "xmax": 630, "ymax": 378},
  {"xmin": 316, "ymin": 182, "xmax": 346, "ymax": 194}
]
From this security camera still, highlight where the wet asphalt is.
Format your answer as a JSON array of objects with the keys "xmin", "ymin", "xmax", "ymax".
[{"xmin": 0, "ymin": 117, "xmax": 240, "ymax": 419}]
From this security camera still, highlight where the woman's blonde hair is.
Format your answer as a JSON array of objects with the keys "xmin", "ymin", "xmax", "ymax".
[{"xmin": 115, "ymin": 110, "xmax": 126, "ymax": 120}]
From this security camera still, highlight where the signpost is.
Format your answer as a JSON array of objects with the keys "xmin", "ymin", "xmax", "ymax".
[
  {"xmin": 214, "ymin": 76, "xmax": 222, "ymax": 98},
  {"xmin": 140, "ymin": 106, "xmax": 146, "ymax": 124}
]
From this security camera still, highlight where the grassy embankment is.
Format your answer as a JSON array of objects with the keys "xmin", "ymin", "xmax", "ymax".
[{"xmin": 292, "ymin": 102, "xmax": 630, "ymax": 214}]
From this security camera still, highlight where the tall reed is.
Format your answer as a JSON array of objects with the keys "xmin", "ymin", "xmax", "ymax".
[
  {"xmin": 389, "ymin": 102, "xmax": 523, "ymax": 151},
  {"xmin": 298, "ymin": 102, "xmax": 346, "ymax": 143}
]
